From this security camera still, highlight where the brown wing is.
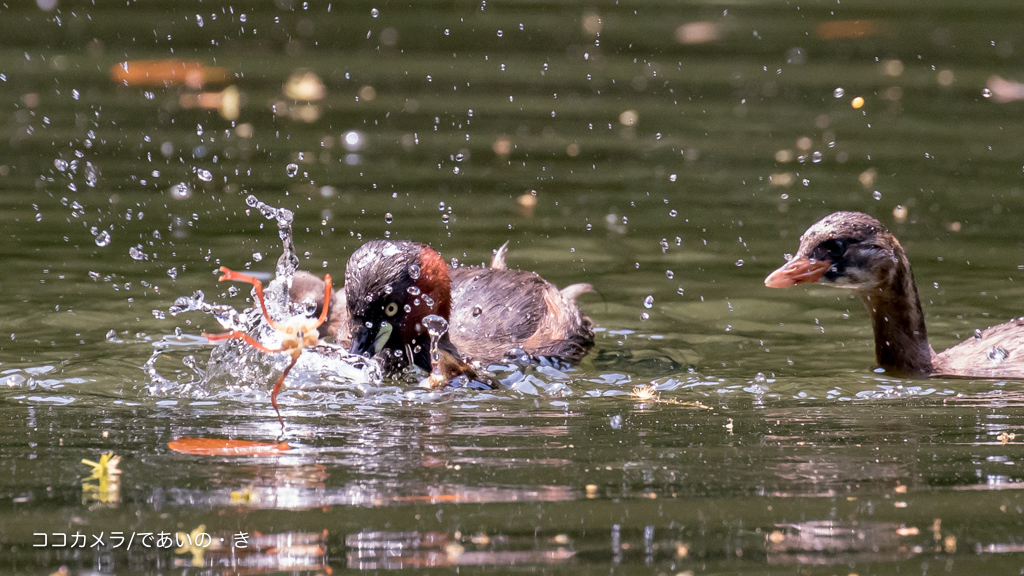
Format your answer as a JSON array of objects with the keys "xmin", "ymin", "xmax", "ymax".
[
  {"xmin": 933, "ymin": 318, "xmax": 1024, "ymax": 378},
  {"xmin": 289, "ymin": 270, "xmax": 349, "ymax": 345},
  {"xmin": 448, "ymin": 266, "xmax": 594, "ymax": 365}
]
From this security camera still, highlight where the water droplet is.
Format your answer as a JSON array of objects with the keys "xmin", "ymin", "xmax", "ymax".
[
  {"xmin": 423, "ymin": 313, "xmax": 448, "ymax": 337},
  {"xmin": 384, "ymin": 212, "xmax": 393, "ymax": 224},
  {"xmin": 472, "ymin": 304, "xmax": 483, "ymax": 317},
  {"xmin": 252, "ymin": 252, "xmax": 263, "ymax": 262},
  {"xmin": 285, "ymin": 163, "xmax": 299, "ymax": 177},
  {"xmin": 167, "ymin": 267, "xmax": 178, "ymax": 280},
  {"xmin": 754, "ymin": 372, "xmax": 767, "ymax": 384},
  {"xmin": 872, "ymin": 190, "xmax": 882, "ymax": 200},
  {"xmin": 54, "ymin": 158, "xmax": 67, "ymax": 171},
  {"xmin": 171, "ymin": 182, "xmax": 192, "ymax": 199},
  {"xmin": 643, "ymin": 295, "xmax": 654, "ymax": 308},
  {"xmin": 195, "ymin": 14, "xmax": 204, "ymax": 27},
  {"xmin": 676, "ymin": 286, "xmax": 685, "ymax": 295},
  {"xmin": 408, "ymin": 264, "xmax": 421, "ymax": 279},
  {"xmin": 669, "ymin": 209, "xmax": 678, "ymax": 217},
  {"xmin": 988, "ymin": 346, "xmax": 1010, "ymax": 362},
  {"xmin": 370, "ymin": 7, "xmax": 379, "ymax": 17},
  {"xmin": 407, "ymin": 285, "xmax": 421, "ymax": 296},
  {"xmin": 735, "ymin": 259, "xmax": 745, "ymax": 266},
  {"xmin": 665, "ymin": 270, "xmax": 674, "ymax": 279},
  {"xmin": 129, "ymin": 245, "xmax": 146, "ymax": 260},
  {"xmin": 812, "ymin": 151, "xmax": 822, "ymax": 163},
  {"xmin": 640, "ymin": 312, "xmax": 650, "ymax": 321},
  {"xmin": 833, "ymin": 87, "xmax": 845, "ymax": 98},
  {"xmin": 196, "ymin": 168, "xmax": 213, "ymax": 182},
  {"xmin": 974, "ymin": 328, "xmax": 983, "ymax": 340},
  {"xmin": 94, "ymin": 230, "xmax": 111, "ymax": 247},
  {"xmin": 982, "ymin": 88, "xmax": 992, "ymax": 98},
  {"xmin": 609, "ymin": 414, "xmax": 623, "ymax": 429},
  {"xmin": 496, "ymin": 29, "xmax": 503, "ymax": 37},
  {"xmin": 152, "ymin": 309, "xmax": 166, "ymax": 320},
  {"xmin": 669, "ymin": 173, "xmax": 677, "ymax": 182},
  {"xmin": 438, "ymin": 201, "xmax": 446, "ymax": 211}
]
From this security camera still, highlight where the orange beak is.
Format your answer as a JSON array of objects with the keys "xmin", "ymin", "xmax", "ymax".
[{"xmin": 764, "ymin": 256, "xmax": 831, "ymax": 288}]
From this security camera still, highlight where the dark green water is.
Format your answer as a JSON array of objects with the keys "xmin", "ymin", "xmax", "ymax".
[{"xmin": 2, "ymin": 1, "xmax": 1024, "ymax": 574}]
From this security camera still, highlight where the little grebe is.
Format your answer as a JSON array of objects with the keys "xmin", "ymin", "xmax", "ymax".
[
  {"xmin": 765, "ymin": 211, "xmax": 1024, "ymax": 378},
  {"xmin": 290, "ymin": 240, "xmax": 595, "ymax": 382}
]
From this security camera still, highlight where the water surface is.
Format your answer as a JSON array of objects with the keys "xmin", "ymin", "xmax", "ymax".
[{"xmin": 3, "ymin": 1, "xmax": 1024, "ymax": 574}]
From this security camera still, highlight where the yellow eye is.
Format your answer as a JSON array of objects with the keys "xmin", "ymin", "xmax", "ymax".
[{"xmin": 384, "ymin": 302, "xmax": 399, "ymax": 317}]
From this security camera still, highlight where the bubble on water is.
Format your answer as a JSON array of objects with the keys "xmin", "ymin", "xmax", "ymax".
[
  {"xmin": 735, "ymin": 259, "xmax": 745, "ymax": 266},
  {"xmin": 609, "ymin": 414, "xmax": 623, "ymax": 429},
  {"xmin": 666, "ymin": 270, "xmax": 674, "ymax": 279},
  {"xmin": 371, "ymin": 7, "xmax": 379, "ymax": 17},
  {"xmin": 754, "ymin": 372, "xmax": 767, "ymax": 384},
  {"xmin": 252, "ymin": 252, "xmax": 263, "ymax": 262},
  {"xmin": 872, "ymin": 190, "xmax": 882, "ymax": 200},
  {"xmin": 196, "ymin": 168, "xmax": 213, "ymax": 182},
  {"xmin": 833, "ymin": 87, "xmax": 845, "ymax": 98},
  {"xmin": 643, "ymin": 295, "xmax": 654, "ymax": 308},
  {"xmin": 384, "ymin": 212, "xmax": 393, "ymax": 224},
  {"xmin": 669, "ymin": 209, "xmax": 678, "ymax": 217},
  {"xmin": 982, "ymin": 88, "xmax": 992, "ymax": 98},
  {"xmin": 94, "ymin": 230, "xmax": 112, "ymax": 247},
  {"xmin": 285, "ymin": 163, "xmax": 299, "ymax": 177}
]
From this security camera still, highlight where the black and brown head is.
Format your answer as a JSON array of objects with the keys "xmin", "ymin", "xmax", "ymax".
[
  {"xmin": 344, "ymin": 240, "xmax": 453, "ymax": 372},
  {"xmin": 765, "ymin": 211, "xmax": 906, "ymax": 293}
]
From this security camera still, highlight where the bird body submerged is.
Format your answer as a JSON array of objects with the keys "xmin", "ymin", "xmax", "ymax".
[
  {"xmin": 765, "ymin": 211, "xmax": 1024, "ymax": 379},
  {"xmin": 290, "ymin": 240, "xmax": 594, "ymax": 381}
]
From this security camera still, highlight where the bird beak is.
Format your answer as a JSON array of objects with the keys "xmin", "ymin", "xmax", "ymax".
[
  {"xmin": 350, "ymin": 322, "xmax": 393, "ymax": 357},
  {"xmin": 373, "ymin": 322, "xmax": 392, "ymax": 353},
  {"xmin": 764, "ymin": 257, "xmax": 831, "ymax": 288}
]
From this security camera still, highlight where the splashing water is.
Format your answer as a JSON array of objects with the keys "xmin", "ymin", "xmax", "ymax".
[{"xmin": 148, "ymin": 195, "xmax": 379, "ymax": 405}]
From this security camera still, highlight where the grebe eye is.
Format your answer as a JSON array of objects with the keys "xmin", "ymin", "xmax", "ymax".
[{"xmin": 384, "ymin": 302, "xmax": 399, "ymax": 317}]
